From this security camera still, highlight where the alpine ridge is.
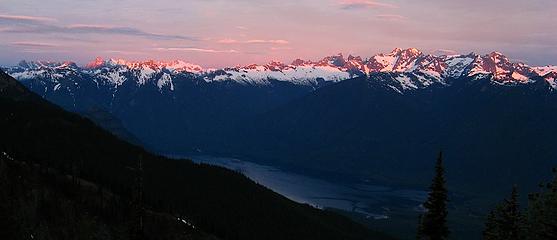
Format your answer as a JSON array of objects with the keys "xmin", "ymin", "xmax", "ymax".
[{"xmin": 5, "ymin": 48, "xmax": 557, "ymax": 93}]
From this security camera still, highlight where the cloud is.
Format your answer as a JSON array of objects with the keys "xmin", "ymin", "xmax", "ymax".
[
  {"xmin": 270, "ymin": 46, "xmax": 293, "ymax": 51},
  {"xmin": 246, "ymin": 39, "xmax": 289, "ymax": 44},
  {"xmin": 338, "ymin": 0, "xmax": 397, "ymax": 9},
  {"xmin": 0, "ymin": 14, "xmax": 56, "ymax": 24},
  {"xmin": 218, "ymin": 38, "xmax": 239, "ymax": 44},
  {"xmin": 432, "ymin": 49, "xmax": 459, "ymax": 56},
  {"xmin": 19, "ymin": 49, "xmax": 70, "ymax": 54},
  {"xmin": 376, "ymin": 14, "xmax": 406, "ymax": 21},
  {"xmin": 64, "ymin": 24, "xmax": 195, "ymax": 40},
  {"xmin": 0, "ymin": 14, "xmax": 194, "ymax": 41},
  {"xmin": 154, "ymin": 47, "xmax": 239, "ymax": 53},
  {"xmin": 11, "ymin": 41, "xmax": 59, "ymax": 48},
  {"xmin": 218, "ymin": 39, "xmax": 289, "ymax": 44},
  {"xmin": 103, "ymin": 50, "xmax": 143, "ymax": 55}
]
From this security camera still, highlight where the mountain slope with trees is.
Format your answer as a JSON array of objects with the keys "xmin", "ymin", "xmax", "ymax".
[
  {"xmin": 235, "ymin": 74, "xmax": 557, "ymax": 195},
  {"xmin": 0, "ymin": 69, "xmax": 394, "ymax": 240}
]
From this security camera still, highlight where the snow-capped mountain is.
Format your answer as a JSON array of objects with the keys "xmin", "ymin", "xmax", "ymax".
[
  {"xmin": 2, "ymin": 48, "xmax": 557, "ymax": 193},
  {"xmin": 206, "ymin": 48, "xmax": 555, "ymax": 90},
  {"xmin": 4, "ymin": 48, "xmax": 556, "ymax": 94},
  {"xmin": 2, "ymin": 47, "xmax": 557, "ymax": 154}
]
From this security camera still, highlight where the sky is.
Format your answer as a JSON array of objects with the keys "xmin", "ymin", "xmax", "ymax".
[{"xmin": 0, "ymin": 0, "xmax": 556, "ymax": 68}]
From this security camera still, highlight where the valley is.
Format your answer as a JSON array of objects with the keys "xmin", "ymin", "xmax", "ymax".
[
  {"xmin": 2, "ymin": 48, "xmax": 557, "ymax": 239},
  {"xmin": 2, "ymin": 1, "xmax": 556, "ymax": 239}
]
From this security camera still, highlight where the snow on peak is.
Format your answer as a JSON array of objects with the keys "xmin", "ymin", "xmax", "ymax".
[
  {"xmin": 5, "ymin": 49, "xmax": 557, "ymax": 90},
  {"xmin": 84, "ymin": 57, "xmax": 203, "ymax": 73},
  {"xmin": 81, "ymin": 58, "xmax": 200, "ymax": 88},
  {"xmin": 534, "ymin": 66, "xmax": 557, "ymax": 89},
  {"xmin": 487, "ymin": 51, "xmax": 509, "ymax": 64},
  {"xmin": 443, "ymin": 55, "xmax": 474, "ymax": 78},
  {"xmin": 466, "ymin": 52, "xmax": 535, "ymax": 84},
  {"xmin": 210, "ymin": 59, "xmax": 352, "ymax": 85},
  {"xmin": 390, "ymin": 48, "xmax": 403, "ymax": 55},
  {"xmin": 321, "ymin": 53, "xmax": 347, "ymax": 67},
  {"xmin": 163, "ymin": 60, "xmax": 203, "ymax": 73},
  {"xmin": 534, "ymin": 66, "xmax": 557, "ymax": 76},
  {"xmin": 85, "ymin": 57, "xmax": 106, "ymax": 69},
  {"xmin": 367, "ymin": 48, "xmax": 425, "ymax": 73},
  {"xmin": 17, "ymin": 60, "xmax": 76, "ymax": 70},
  {"xmin": 291, "ymin": 59, "xmax": 312, "ymax": 66}
]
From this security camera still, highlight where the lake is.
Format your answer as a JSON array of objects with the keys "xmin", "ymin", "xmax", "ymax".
[{"xmin": 183, "ymin": 155, "xmax": 428, "ymax": 220}]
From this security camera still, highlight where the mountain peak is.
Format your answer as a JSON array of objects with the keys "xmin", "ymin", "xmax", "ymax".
[
  {"xmin": 388, "ymin": 48, "xmax": 423, "ymax": 57},
  {"xmin": 266, "ymin": 61, "xmax": 288, "ymax": 71},
  {"xmin": 486, "ymin": 51, "xmax": 509, "ymax": 63},
  {"xmin": 405, "ymin": 48, "xmax": 422, "ymax": 55},
  {"xmin": 16, "ymin": 60, "xmax": 75, "ymax": 70},
  {"xmin": 85, "ymin": 57, "xmax": 106, "ymax": 69},
  {"xmin": 347, "ymin": 54, "xmax": 362, "ymax": 62},
  {"xmin": 291, "ymin": 59, "xmax": 312, "ymax": 66},
  {"xmin": 317, "ymin": 53, "xmax": 346, "ymax": 67},
  {"xmin": 389, "ymin": 48, "xmax": 403, "ymax": 55},
  {"xmin": 84, "ymin": 57, "xmax": 203, "ymax": 73}
]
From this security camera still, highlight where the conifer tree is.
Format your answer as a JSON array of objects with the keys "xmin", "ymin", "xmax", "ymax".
[
  {"xmin": 483, "ymin": 210, "xmax": 499, "ymax": 240},
  {"xmin": 130, "ymin": 154, "xmax": 145, "ymax": 240},
  {"xmin": 500, "ymin": 186, "xmax": 523, "ymax": 240},
  {"xmin": 0, "ymin": 156, "xmax": 19, "ymax": 240},
  {"xmin": 482, "ymin": 186, "xmax": 524, "ymax": 240},
  {"xmin": 417, "ymin": 151, "xmax": 449, "ymax": 240},
  {"xmin": 527, "ymin": 168, "xmax": 557, "ymax": 240}
]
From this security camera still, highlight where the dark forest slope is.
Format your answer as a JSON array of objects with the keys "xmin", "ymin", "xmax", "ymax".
[{"xmin": 0, "ymin": 69, "xmax": 394, "ymax": 240}]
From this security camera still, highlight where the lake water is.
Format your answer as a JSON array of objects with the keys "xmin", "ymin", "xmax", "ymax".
[{"xmin": 183, "ymin": 155, "xmax": 427, "ymax": 220}]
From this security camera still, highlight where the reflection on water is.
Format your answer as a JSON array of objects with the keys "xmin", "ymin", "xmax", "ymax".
[{"xmin": 184, "ymin": 155, "xmax": 427, "ymax": 220}]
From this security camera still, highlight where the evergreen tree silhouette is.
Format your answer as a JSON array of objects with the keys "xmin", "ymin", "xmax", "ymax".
[
  {"xmin": 483, "ymin": 186, "xmax": 524, "ymax": 240},
  {"xmin": 417, "ymin": 151, "xmax": 449, "ymax": 240},
  {"xmin": 483, "ymin": 210, "xmax": 499, "ymax": 240},
  {"xmin": 527, "ymin": 168, "xmax": 557, "ymax": 240},
  {"xmin": 130, "ymin": 154, "xmax": 145, "ymax": 240},
  {"xmin": 0, "ymin": 156, "xmax": 19, "ymax": 240}
]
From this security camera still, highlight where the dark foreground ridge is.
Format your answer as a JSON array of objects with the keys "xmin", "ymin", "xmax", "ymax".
[{"xmin": 0, "ymin": 69, "xmax": 395, "ymax": 240}]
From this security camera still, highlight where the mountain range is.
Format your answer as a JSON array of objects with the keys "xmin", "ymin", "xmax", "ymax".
[
  {"xmin": 3, "ymin": 48, "xmax": 557, "ymax": 196},
  {"xmin": 7, "ymin": 48, "xmax": 556, "ymax": 90},
  {"xmin": 0, "ymin": 68, "xmax": 393, "ymax": 240}
]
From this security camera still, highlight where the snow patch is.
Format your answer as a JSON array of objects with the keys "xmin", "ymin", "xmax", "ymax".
[
  {"xmin": 511, "ymin": 72, "xmax": 529, "ymax": 82},
  {"xmin": 209, "ymin": 65, "xmax": 351, "ymax": 85},
  {"xmin": 444, "ymin": 56, "xmax": 473, "ymax": 77},
  {"xmin": 534, "ymin": 66, "xmax": 557, "ymax": 76},
  {"xmin": 395, "ymin": 74, "xmax": 417, "ymax": 90},
  {"xmin": 157, "ymin": 73, "xmax": 174, "ymax": 90}
]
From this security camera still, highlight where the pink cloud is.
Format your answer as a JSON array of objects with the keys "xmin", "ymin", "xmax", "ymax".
[
  {"xmin": 67, "ymin": 24, "xmax": 111, "ymax": 29},
  {"xmin": 11, "ymin": 41, "xmax": 59, "ymax": 47},
  {"xmin": 219, "ymin": 39, "xmax": 289, "ymax": 45},
  {"xmin": 0, "ymin": 18, "xmax": 194, "ymax": 40},
  {"xmin": 376, "ymin": 14, "xmax": 407, "ymax": 21},
  {"xmin": 218, "ymin": 38, "xmax": 239, "ymax": 44},
  {"xmin": 246, "ymin": 39, "xmax": 289, "ymax": 44},
  {"xmin": 0, "ymin": 14, "xmax": 56, "ymax": 23},
  {"xmin": 20, "ymin": 49, "xmax": 69, "ymax": 54},
  {"xmin": 270, "ymin": 47, "xmax": 293, "ymax": 51},
  {"xmin": 154, "ymin": 47, "xmax": 239, "ymax": 53},
  {"xmin": 103, "ymin": 50, "xmax": 143, "ymax": 55},
  {"xmin": 432, "ymin": 49, "xmax": 459, "ymax": 56},
  {"xmin": 339, "ymin": 0, "xmax": 397, "ymax": 9}
]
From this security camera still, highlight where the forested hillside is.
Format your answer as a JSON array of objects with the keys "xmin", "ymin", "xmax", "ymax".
[{"xmin": 0, "ymin": 69, "xmax": 393, "ymax": 240}]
